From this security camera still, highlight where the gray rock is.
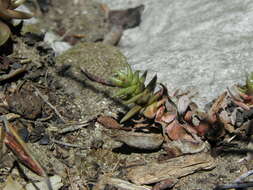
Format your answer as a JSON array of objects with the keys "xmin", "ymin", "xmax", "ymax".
[{"xmin": 99, "ymin": 0, "xmax": 253, "ymax": 107}]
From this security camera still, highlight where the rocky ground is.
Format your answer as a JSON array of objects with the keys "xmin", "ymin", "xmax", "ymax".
[{"xmin": 1, "ymin": 0, "xmax": 253, "ymax": 190}]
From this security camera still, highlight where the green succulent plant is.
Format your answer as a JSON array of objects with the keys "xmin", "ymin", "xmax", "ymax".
[
  {"xmin": 237, "ymin": 72, "xmax": 253, "ymax": 96},
  {"xmin": 0, "ymin": 0, "xmax": 33, "ymax": 46},
  {"xmin": 81, "ymin": 64, "xmax": 168, "ymax": 123},
  {"xmin": 109, "ymin": 64, "xmax": 169, "ymax": 123},
  {"xmin": 246, "ymin": 72, "xmax": 253, "ymax": 95}
]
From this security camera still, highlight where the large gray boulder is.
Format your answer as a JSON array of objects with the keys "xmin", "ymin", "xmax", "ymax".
[{"xmin": 99, "ymin": 0, "xmax": 253, "ymax": 107}]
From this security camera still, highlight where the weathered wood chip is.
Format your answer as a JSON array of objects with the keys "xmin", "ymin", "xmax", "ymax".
[
  {"xmin": 112, "ymin": 131, "xmax": 164, "ymax": 150},
  {"xmin": 126, "ymin": 152, "xmax": 215, "ymax": 185}
]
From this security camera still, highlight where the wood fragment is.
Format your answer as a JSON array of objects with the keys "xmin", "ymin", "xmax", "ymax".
[
  {"xmin": 127, "ymin": 152, "xmax": 215, "ymax": 185},
  {"xmin": 93, "ymin": 176, "xmax": 152, "ymax": 190}
]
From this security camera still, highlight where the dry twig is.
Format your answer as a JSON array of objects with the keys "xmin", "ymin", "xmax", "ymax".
[
  {"xmin": 51, "ymin": 139, "xmax": 87, "ymax": 149},
  {"xmin": 58, "ymin": 122, "xmax": 90, "ymax": 134},
  {"xmin": 0, "ymin": 67, "xmax": 27, "ymax": 82},
  {"xmin": 33, "ymin": 86, "xmax": 66, "ymax": 123}
]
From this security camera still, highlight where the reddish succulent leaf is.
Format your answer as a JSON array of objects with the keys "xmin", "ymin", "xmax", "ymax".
[
  {"xmin": 183, "ymin": 111, "xmax": 193, "ymax": 123},
  {"xmin": 231, "ymin": 99, "xmax": 250, "ymax": 110},
  {"xmin": 238, "ymin": 90, "xmax": 253, "ymax": 102},
  {"xmin": 155, "ymin": 108, "xmax": 176, "ymax": 125},
  {"xmin": 208, "ymin": 92, "xmax": 227, "ymax": 123},
  {"xmin": 143, "ymin": 98, "xmax": 166, "ymax": 119}
]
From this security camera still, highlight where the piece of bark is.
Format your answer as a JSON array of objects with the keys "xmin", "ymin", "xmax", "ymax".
[
  {"xmin": 126, "ymin": 152, "xmax": 215, "ymax": 185},
  {"xmin": 112, "ymin": 131, "xmax": 164, "ymax": 150}
]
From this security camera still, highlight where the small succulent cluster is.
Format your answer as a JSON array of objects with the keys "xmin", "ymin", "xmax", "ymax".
[
  {"xmin": 238, "ymin": 72, "xmax": 253, "ymax": 96},
  {"xmin": 108, "ymin": 64, "xmax": 168, "ymax": 123},
  {"xmin": 0, "ymin": 0, "xmax": 33, "ymax": 46},
  {"xmin": 81, "ymin": 64, "xmax": 170, "ymax": 123}
]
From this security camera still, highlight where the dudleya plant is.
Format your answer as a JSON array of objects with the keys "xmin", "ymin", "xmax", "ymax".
[
  {"xmin": 82, "ymin": 64, "xmax": 168, "ymax": 123},
  {"xmin": 0, "ymin": 0, "xmax": 32, "ymax": 46}
]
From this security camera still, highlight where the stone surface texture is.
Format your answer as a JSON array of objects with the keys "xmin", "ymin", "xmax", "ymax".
[{"xmin": 99, "ymin": 0, "xmax": 253, "ymax": 107}]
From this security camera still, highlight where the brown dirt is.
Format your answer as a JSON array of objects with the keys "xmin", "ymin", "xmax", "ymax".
[{"xmin": 1, "ymin": 0, "xmax": 253, "ymax": 190}]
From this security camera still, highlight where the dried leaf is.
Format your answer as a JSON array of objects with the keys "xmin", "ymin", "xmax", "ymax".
[
  {"xmin": 177, "ymin": 95, "xmax": 191, "ymax": 116},
  {"xmin": 97, "ymin": 116, "xmax": 125, "ymax": 130},
  {"xmin": 166, "ymin": 120, "xmax": 194, "ymax": 141}
]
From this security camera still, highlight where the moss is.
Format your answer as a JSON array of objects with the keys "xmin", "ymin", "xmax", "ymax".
[
  {"xmin": 56, "ymin": 42, "xmax": 127, "ymax": 77},
  {"xmin": 55, "ymin": 42, "xmax": 127, "ymax": 119}
]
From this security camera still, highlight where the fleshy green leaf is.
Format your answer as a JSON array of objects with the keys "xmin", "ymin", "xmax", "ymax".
[
  {"xmin": 246, "ymin": 72, "xmax": 253, "ymax": 95},
  {"xmin": 120, "ymin": 105, "xmax": 142, "ymax": 123},
  {"xmin": 114, "ymin": 84, "xmax": 138, "ymax": 97}
]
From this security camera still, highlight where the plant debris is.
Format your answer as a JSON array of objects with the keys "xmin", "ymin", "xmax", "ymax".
[{"xmin": 1, "ymin": 1, "xmax": 253, "ymax": 189}]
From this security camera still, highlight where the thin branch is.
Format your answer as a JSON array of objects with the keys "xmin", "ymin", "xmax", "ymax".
[
  {"xmin": 58, "ymin": 123, "xmax": 89, "ymax": 134},
  {"xmin": 51, "ymin": 139, "xmax": 87, "ymax": 149},
  {"xmin": 33, "ymin": 86, "xmax": 66, "ymax": 123}
]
